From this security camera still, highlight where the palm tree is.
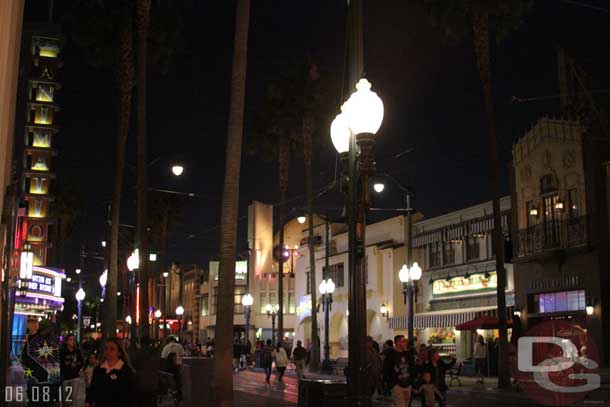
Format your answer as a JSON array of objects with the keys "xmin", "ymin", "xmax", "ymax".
[
  {"xmin": 135, "ymin": 0, "xmax": 151, "ymax": 339},
  {"xmin": 106, "ymin": 1, "xmax": 136, "ymax": 339},
  {"xmin": 420, "ymin": 0, "xmax": 531, "ymax": 389},
  {"xmin": 213, "ymin": 0, "xmax": 251, "ymax": 404}
]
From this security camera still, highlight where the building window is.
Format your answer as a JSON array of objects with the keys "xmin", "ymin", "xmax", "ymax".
[
  {"xmin": 526, "ymin": 201, "xmax": 538, "ymax": 227},
  {"xmin": 532, "ymin": 290, "xmax": 585, "ymax": 314},
  {"xmin": 443, "ymin": 243, "xmax": 455, "ymax": 265},
  {"xmin": 288, "ymin": 292, "xmax": 295, "ymax": 314},
  {"xmin": 466, "ymin": 237, "xmax": 480, "ymax": 261},
  {"xmin": 200, "ymin": 294, "xmax": 209, "ymax": 316},
  {"xmin": 543, "ymin": 194, "xmax": 561, "ymax": 246},
  {"xmin": 211, "ymin": 288, "xmax": 218, "ymax": 314},
  {"xmin": 259, "ymin": 292, "xmax": 267, "ymax": 313},
  {"xmin": 323, "ymin": 263, "xmax": 345, "ymax": 287},
  {"xmin": 269, "ymin": 292, "xmax": 277, "ymax": 309},
  {"xmin": 234, "ymin": 286, "xmax": 245, "ymax": 314},
  {"xmin": 429, "ymin": 243, "xmax": 441, "ymax": 268},
  {"xmin": 568, "ymin": 189, "xmax": 579, "ymax": 218}
]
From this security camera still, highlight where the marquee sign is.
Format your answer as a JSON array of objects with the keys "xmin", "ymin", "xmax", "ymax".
[{"xmin": 433, "ymin": 272, "xmax": 497, "ymax": 296}]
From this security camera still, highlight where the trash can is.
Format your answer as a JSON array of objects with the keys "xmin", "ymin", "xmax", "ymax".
[
  {"xmin": 181, "ymin": 357, "xmax": 212, "ymax": 407},
  {"xmin": 298, "ymin": 379, "xmax": 347, "ymax": 407}
]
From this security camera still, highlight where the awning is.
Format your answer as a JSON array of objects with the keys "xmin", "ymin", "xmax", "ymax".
[
  {"xmin": 389, "ymin": 306, "xmax": 498, "ymax": 329},
  {"xmin": 455, "ymin": 316, "xmax": 513, "ymax": 331}
]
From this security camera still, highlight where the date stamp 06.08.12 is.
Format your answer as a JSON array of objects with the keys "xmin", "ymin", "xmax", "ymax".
[{"xmin": 4, "ymin": 386, "xmax": 72, "ymax": 404}]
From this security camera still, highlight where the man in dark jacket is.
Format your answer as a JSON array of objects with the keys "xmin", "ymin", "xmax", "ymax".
[
  {"xmin": 383, "ymin": 335, "xmax": 414, "ymax": 407},
  {"xmin": 132, "ymin": 337, "xmax": 161, "ymax": 407},
  {"xmin": 424, "ymin": 349, "xmax": 455, "ymax": 407}
]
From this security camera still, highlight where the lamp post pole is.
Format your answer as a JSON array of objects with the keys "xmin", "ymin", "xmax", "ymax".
[
  {"xmin": 406, "ymin": 191, "xmax": 414, "ymax": 346},
  {"xmin": 76, "ymin": 288, "xmax": 85, "ymax": 343},
  {"xmin": 242, "ymin": 293, "xmax": 253, "ymax": 345},
  {"xmin": 399, "ymin": 263, "xmax": 422, "ymax": 346},
  {"xmin": 266, "ymin": 304, "xmax": 278, "ymax": 346},
  {"xmin": 319, "ymin": 279, "xmax": 334, "ymax": 372}
]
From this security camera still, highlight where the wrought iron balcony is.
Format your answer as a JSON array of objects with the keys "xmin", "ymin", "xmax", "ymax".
[{"xmin": 514, "ymin": 216, "xmax": 589, "ymax": 258}]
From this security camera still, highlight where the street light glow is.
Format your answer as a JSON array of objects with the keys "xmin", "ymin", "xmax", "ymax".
[
  {"xmin": 176, "ymin": 305, "xmax": 184, "ymax": 316},
  {"xmin": 398, "ymin": 264, "xmax": 410, "ymax": 283},
  {"xmin": 172, "ymin": 165, "xmax": 184, "ymax": 176},
  {"xmin": 75, "ymin": 268, "xmax": 81, "ymax": 275},
  {"xmin": 127, "ymin": 249, "xmax": 139, "ymax": 271},
  {"xmin": 125, "ymin": 315, "xmax": 132, "ymax": 324},
  {"xmin": 409, "ymin": 262, "xmax": 422, "ymax": 281},
  {"xmin": 75, "ymin": 288, "xmax": 85, "ymax": 302},
  {"xmin": 330, "ymin": 104, "xmax": 351, "ymax": 154},
  {"xmin": 66, "ymin": 277, "xmax": 72, "ymax": 282},
  {"xmin": 373, "ymin": 182, "xmax": 385, "ymax": 193},
  {"xmin": 163, "ymin": 271, "xmax": 169, "ymax": 278},
  {"xmin": 149, "ymin": 253, "xmax": 157, "ymax": 262},
  {"xmin": 297, "ymin": 216, "xmax": 306, "ymax": 224},
  {"xmin": 344, "ymin": 79, "xmax": 384, "ymax": 136},
  {"xmin": 154, "ymin": 309, "xmax": 162, "ymax": 318},
  {"xmin": 242, "ymin": 293, "xmax": 254, "ymax": 307},
  {"xmin": 99, "ymin": 270, "xmax": 107, "ymax": 288}
]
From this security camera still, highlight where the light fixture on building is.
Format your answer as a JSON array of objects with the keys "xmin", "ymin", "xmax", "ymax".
[
  {"xmin": 154, "ymin": 309, "xmax": 162, "ymax": 319},
  {"xmin": 163, "ymin": 271, "xmax": 169, "ymax": 278},
  {"xmin": 529, "ymin": 207, "xmax": 539, "ymax": 216},
  {"xmin": 513, "ymin": 305, "xmax": 521, "ymax": 318},
  {"xmin": 125, "ymin": 315, "xmax": 132, "ymax": 324},
  {"xmin": 101, "ymin": 241, "xmax": 107, "ymax": 248},
  {"xmin": 555, "ymin": 200, "xmax": 564, "ymax": 210},
  {"xmin": 149, "ymin": 253, "xmax": 157, "ymax": 262},
  {"xmin": 75, "ymin": 268, "xmax": 81, "ymax": 275},
  {"xmin": 117, "ymin": 291, "xmax": 121, "ymax": 296},
  {"xmin": 373, "ymin": 182, "xmax": 385, "ymax": 193},
  {"xmin": 176, "ymin": 305, "xmax": 184, "ymax": 316},
  {"xmin": 172, "ymin": 165, "xmax": 184, "ymax": 176},
  {"xmin": 188, "ymin": 320, "xmax": 193, "ymax": 325},
  {"xmin": 127, "ymin": 249, "xmax": 140, "ymax": 271},
  {"xmin": 380, "ymin": 303, "xmax": 389, "ymax": 319},
  {"xmin": 586, "ymin": 299, "xmax": 595, "ymax": 316},
  {"xmin": 66, "ymin": 277, "xmax": 72, "ymax": 282},
  {"xmin": 297, "ymin": 216, "xmax": 306, "ymax": 224}
]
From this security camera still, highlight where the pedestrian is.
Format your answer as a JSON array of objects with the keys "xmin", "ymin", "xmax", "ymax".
[
  {"xmin": 414, "ymin": 371, "xmax": 444, "ymax": 407},
  {"xmin": 82, "ymin": 353, "xmax": 97, "ymax": 389},
  {"xmin": 474, "ymin": 335, "xmax": 487, "ymax": 384},
  {"xmin": 60, "ymin": 333, "xmax": 84, "ymax": 406},
  {"xmin": 161, "ymin": 336, "xmax": 184, "ymax": 368},
  {"xmin": 84, "ymin": 337, "xmax": 135, "ymax": 407},
  {"xmin": 132, "ymin": 337, "xmax": 161, "ymax": 407},
  {"xmin": 366, "ymin": 336, "xmax": 382, "ymax": 399},
  {"xmin": 383, "ymin": 335, "xmax": 414, "ymax": 407},
  {"xmin": 273, "ymin": 342, "xmax": 289, "ymax": 382},
  {"xmin": 424, "ymin": 349, "xmax": 455, "ymax": 407},
  {"xmin": 233, "ymin": 338, "xmax": 242, "ymax": 372},
  {"xmin": 262, "ymin": 339, "xmax": 274, "ymax": 383},
  {"xmin": 292, "ymin": 340, "xmax": 308, "ymax": 380},
  {"xmin": 381, "ymin": 339, "xmax": 394, "ymax": 396}
]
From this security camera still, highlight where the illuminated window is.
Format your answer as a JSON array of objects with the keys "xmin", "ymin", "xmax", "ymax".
[
  {"xmin": 259, "ymin": 292, "xmax": 267, "ymax": 313},
  {"xmin": 234, "ymin": 286, "xmax": 245, "ymax": 314},
  {"xmin": 38, "ymin": 45, "xmax": 59, "ymax": 58},
  {"xmin": 36, "ymin": 85, "xmax": 54, "ymax": 102},
  {"xmin": 287, "ymin": 292, "xmax": 295, "ymax": 314},
  {"xmin": 200, "ymin": 294, "xmax": 208, "ymax": 316},
  {"xmin": 532, "ymin": 290, "xmax": 585, "ymax": 314}
]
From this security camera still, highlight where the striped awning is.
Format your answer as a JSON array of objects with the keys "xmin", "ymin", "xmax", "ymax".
[{"xmin": 389, "ymin": 306, "xmax": 502, "ymax": 330}]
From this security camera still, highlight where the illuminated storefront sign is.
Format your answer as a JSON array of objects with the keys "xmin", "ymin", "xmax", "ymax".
[
  {"xmin": 432, "ymin": 272, "xmax": 497, "ymax": 296},
  {"xmin": 27, "ymin": 273, "xmax": 55, "ymax": 294}
]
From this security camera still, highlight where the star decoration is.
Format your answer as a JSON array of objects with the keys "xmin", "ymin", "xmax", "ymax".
[
  {"xmin": 35, "ymin": 341, "xmax": 54, "ymax": 359},
  {"xmin": 24, "ymin": 368, "xmax": 33, "ymax": 378}
]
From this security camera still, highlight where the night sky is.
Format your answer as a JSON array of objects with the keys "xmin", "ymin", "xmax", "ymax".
[{"xmin": 21, "ymin": 0, "xmax": 610, "ymax": 281}]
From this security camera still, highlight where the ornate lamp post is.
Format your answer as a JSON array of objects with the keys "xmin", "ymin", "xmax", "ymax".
[
  {"xmin": 176, "ymin": 305, "xmax": 184, "ymax": 339},
  {"xmin": 398, "ymin": 262, "xmax": 422, "ymax": 344},
  {"xmin": 319, "ymin": 278, "xmax": 335, "ymax": 372},
  {"xmin": 127, "ymin": 249, "xmax": 140, "ymax": 342},
  {"xmin": 265, "ymin": 303, "xmax": 279, "ymax": 346},
  {"xmin": 242, "ymin": 293, "xmax": 253, "ymax": 345},
  {"xmin": 331, "ymin": 77, "xmax": 384, "ymax": 405},
  {"xmin": 154, "ymin": 309, "xmax": 162, "ymax": 340},
  {"xmin": 75, "ymin": 288, "xmax": 86, "ymax": 342}
]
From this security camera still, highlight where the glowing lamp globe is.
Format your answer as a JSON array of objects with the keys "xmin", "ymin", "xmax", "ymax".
[
  {"xmin": 380, "ymin": 303, "xmax": 388, "ymax": 315},
  {"xmin": 242, "ymin": 293, "xmax": 254, "ymax": 307},
  {"xmin": 175, "ymin": 305, "xmax": 184, "ymax": 316},
  {"xmin": 75, "ymin": 268, "xmax": 81, "ymax": 275},
  {"xmin": 398, "ymin": 265, "xmax": 410, "ymax": 283},
  {"xmin": 326, "ymin": 279, "xmax": 335, "ymax": 294},
  {"xmin": 75, "ymin": 288, "xmax": 85, "ymax": 302},
  {"xmin": 330, "ymin": 104, "xmax": 351, "ymax": 153},
  {"xmin": 409, "ymin": 262, "xmax": 422, "ymax": 281},
  {"xmin": 99, "ymin": 270, "xmax": 108, "ymax": 288},
  {"xmin": 319, "ymin": 280, "xmax": 327, "ymax": 295},
  {"xmin": 345, "ymin": 79, "xmax": 384, "ymax": 136},
  {"xmin": 373, "ymin": 183, "xmax": 385, "ymax": 193},
  {"xmin": 125, "ymin": 315, "xmax": 132, "ymax": 324},
  {"xmin": 154, "ymin": 309, "xmax": 162, "ymax": 318},
  {"xmin": 297, "ymin": 216, "xmax": 306, "ymax": 224},
  {"xmin": 163, "ymin": 271, "xmax": 169, "ymax": 278},
  {"xmin": 265, "ymin": 303, "xmax": 272, "ymax": 313},
  {"xmin": 172, "ymin": 165, "xmax": 184, "ymax": 176},
  {"xmin": 127, "ymin": 249, "xmax": 140, "ymax": 272}
]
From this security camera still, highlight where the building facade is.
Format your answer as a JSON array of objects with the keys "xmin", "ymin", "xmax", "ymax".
[
  {"xmin": 511, "ymin": 117, "xmax": 610, "ymax": 364},
  {"xmin": 392, "ymin": 197, "xmax": 514, "ymax": 362}
]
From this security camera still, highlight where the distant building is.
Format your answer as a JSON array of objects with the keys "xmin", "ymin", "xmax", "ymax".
[{"xmin": 511, "ymin": 117, "xmax": 610, "ymax": 364}]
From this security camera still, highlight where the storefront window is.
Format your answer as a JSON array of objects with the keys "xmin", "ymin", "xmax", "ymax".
[
  {"xmin": 429, "ymin": 243, "xmax": 441, "ymax": 268},
  {"xmin": 532, "ymin": 290, "xmax": 585, "ymax": 314}
]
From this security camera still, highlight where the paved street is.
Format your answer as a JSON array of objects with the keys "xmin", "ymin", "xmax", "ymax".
[{"xmin": 231, "ymin": 369, "xmax": 610, "ymax": 407}]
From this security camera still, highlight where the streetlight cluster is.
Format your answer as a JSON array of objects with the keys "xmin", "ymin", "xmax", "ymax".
[{"xmin": 319, "ymin": 278, "xmax": 335, "ymax": 371}]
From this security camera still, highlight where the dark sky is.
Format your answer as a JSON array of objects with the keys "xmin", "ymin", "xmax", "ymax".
[{"xmin": 22, "ymin": 0, "xmax": 610, "ymax": 277}]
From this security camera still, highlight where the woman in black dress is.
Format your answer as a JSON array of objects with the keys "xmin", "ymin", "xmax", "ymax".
[{"xmin": 84, "ymin": 337, "xmax": 135, "ymax": 407}]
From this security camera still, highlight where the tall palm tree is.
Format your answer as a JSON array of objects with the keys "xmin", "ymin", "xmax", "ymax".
[
  {"xmin": 213, "ymin": 0, "xmax": 251, "ymax": 404},
  {"xmin": 420, "ymin": 0, "xmax": 531, "ymax": 389},
  {"xmin": 106, "ymin": 1, "xmax": 135, "ymax": 339},
  {"xmin": 135, "ymin": 0, "xmax": 151, "ymax": 339}
]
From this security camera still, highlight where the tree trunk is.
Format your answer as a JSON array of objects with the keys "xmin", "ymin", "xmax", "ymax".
[
  {"xmin": 213, "ymin": 0, "xmax": 250, "ymax": 405},
  {"xmin": 107, "ymin": 3, "xmax": 134, "ymax": 339},
  {"xmin": 135, "ymin": 0, "xmax": 151, "ymax": 339},
  {"xmin": 277, "ymin": 137, "xmax": 289, "ymax": 342},
  {"xmin": 471, "ymin": 10, "xmax": 510, "ymax": 390},
  {"xmin": 303, "ymin": 117, "xmax": 320, "ymax": 370}
]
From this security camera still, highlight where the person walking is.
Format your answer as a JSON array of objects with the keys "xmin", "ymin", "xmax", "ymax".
[
  {"xmin": 82, "ymin": 353, "xmax": 97, "ymax": 389},
  {"xmin": 414, "ymin": 371, "xmax": 444, "ymax": 407},
  {"xmin": 292, "ymin": 340, "xmax": 308, "ymax": 381},
  {"xmin": 424, "ymin": 349, "xmax": 455, "ymax": 407},
  {"xmin": 161, "ymin": 336, "xmax": 184, "ymax": 368},
  {"xmin": 60, "ymin": 333, "xmax": 84, "ymax": 406},
  {"xmin": 262, "ymin": 339, "xmax": 274, "ymax": 383},
  {"xmin": 474, "ymin": 335, "xmax": 487, "ymax": 384},
  {"xmin": 383, "ymin": 335, "xmax": 414, "ymax": 407},
  {"xmin": 233, "ymin": 338, "xmax": 242, "ymax": 372},
  {"xmin": 366, "ymin": 336, "xmax": 382, "ymax": 398},
  {"xmin": 84, "ymin": 337, "xmax": 135, "ymax": 407},
  {"xmin": 273, "ymin": 342, "xmax": 289, "ymax": 382},
  {"xmin": 131, "ymin": 337, "xmax": 161, "ymax": 407}
]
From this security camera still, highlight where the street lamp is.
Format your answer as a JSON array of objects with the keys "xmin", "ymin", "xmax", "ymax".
[
  {"xmin": 127, "ymin": 249, "xmax": 140, "ymax": 272},
  {"xmin": 75, "ymin": 268, "xmax": 81, "ymax": 275},
  {"xmin": 99, "ymin": 270, "xmax": 107, "ymax": 288},
  {"xmin": 125, "ymin": 315, "xmax": 132, "ymax": 324},
  {"xmin": 154, "ymin": 309, "xmax": 162, "ymax": 340},
  {"xmin": 75, "ymin": 288, "xmax": 85, "ymax": 342},
  {"xmin": 171, "ymin": 165, "xmax": 184, "ymax": 176},
  {"xmin": 242, "ymin": 293, "xmax": 254, "ymax": 345},
  {"xmin": 265, "ymin": 303, "xmax": 279, "ymax": 346},
  {"xmin": 398, "ymin": 262, "xmax": 422, "ymax": 344},
  {"xmin": 297, "ymin": 215, "xmax": 306, "ymax": 224},
  {"xmin": 331, "ymin": 77, "xmax": 384, "ymax": 404},
  {"xmin": 373, "ymin": 182, "xmax": 385, "ymax": 193},
  {"xmin": 319, "ymin": 278, "xmax": 335, "ymax": 372},
  {"xmin": 176, "ymin": 305, "xmax": 184, "ymax": 338},
  {"xmin": 162, "ymin": 271, "xmax": 169, "ymax": 278}
]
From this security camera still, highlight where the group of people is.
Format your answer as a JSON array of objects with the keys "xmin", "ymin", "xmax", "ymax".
[
  {"xmin": 57, "ymin": 334, "xmax": 193, "ymax": 407},
  {"xmin": 257, "ymin": 339, "xmax": 309, "ymax": 383},
  {"xmin": 366, "ymin": 335, "xmax": 456, "ymax": 407}
]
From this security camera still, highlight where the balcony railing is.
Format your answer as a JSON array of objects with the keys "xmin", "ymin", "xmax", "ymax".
[{"xmin": 514, "ymin": 216, "xmax": 588, "ymax": 258}]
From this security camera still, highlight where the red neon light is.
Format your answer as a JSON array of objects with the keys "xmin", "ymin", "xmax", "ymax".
[{"xmin": 136, "ymin": 284, "xmax": 140, "ymax": 324}]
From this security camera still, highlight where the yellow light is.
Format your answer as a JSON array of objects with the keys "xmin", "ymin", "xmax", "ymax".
[{"xmin": 39, "ymin": 47, "xmax": 58, "ymax": 58}]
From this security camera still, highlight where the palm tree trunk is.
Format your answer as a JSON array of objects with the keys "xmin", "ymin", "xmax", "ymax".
[
  {"xmin": 107, "ymin": 4, "xmax": 135, "ymax": 339},
  {"xmin": 213, "ymin": 0, "xmax": 250, "ymax": 405},
  {"xmin": 471, "ymin": 10, "xmax": 510, "ymax": 390},
  {"xmin": 303, "ymin": 117, "xmax": 320, "ymax": 370},
  {"xmin": 135, "ymin": 0, "xmax": 151, "ymax": 339},
  {"xmin": 277, "ymin": 137, "xmax": 289, "ymax": 342}
]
